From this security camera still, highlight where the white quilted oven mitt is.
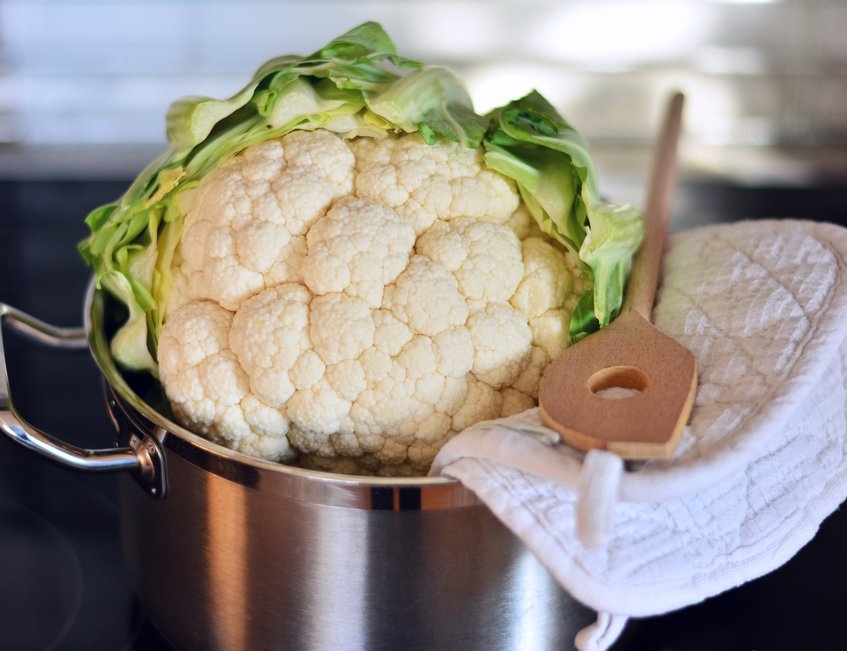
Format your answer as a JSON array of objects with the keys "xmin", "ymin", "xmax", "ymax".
[{"xmin": 431, "ymin": 219, "xmax": 847, "ymax": 651}]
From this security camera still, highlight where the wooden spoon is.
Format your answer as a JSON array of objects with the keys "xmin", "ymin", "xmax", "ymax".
[{"xmin": 538, "ymin": 92, "xmax": 696, "ymax": 459}]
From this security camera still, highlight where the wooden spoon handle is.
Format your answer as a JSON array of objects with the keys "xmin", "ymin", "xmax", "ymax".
[
  {"xmin": 538, "ymin": 91, "xmax": 694, "ymax": 459},
  {"xmin": 623, "ymin": 92, "xmax": 685, "ymax": 319}
]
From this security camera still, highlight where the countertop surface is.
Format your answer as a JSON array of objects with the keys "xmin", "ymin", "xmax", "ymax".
[{"xmin": 1, "ymin": 177, "xmax": 847, "ymax": 650}]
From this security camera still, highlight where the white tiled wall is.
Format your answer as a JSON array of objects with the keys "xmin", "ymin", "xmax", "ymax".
[{"xmin": 0, "ymin": 1, "xmax": 844, "ymax": 182}]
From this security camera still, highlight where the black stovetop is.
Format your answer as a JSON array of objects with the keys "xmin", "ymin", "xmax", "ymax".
[{"xmin": 1, "ymin": 177, "xmax": 846, "ymax": 651}]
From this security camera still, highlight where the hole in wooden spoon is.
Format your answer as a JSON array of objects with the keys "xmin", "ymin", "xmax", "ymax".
[{"xmin": 586, "ymin": 365, "xmax": 649, "ymax": 400}]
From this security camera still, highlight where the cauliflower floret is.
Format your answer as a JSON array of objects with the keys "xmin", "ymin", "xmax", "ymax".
[
  {"xmin": 177, "ymin": 130, "xmax": 355, "ymax": 310},
  {"xmin": 504, "ymin": 205, "xmax": 546, "ymax": 241},
  {"xmin": 452, "ymin": 379, "xmax": 503, "ymax": 433},
  {"xmin": 158, "ymin": 300, "xmax": 294, "ymax": 461},
  {"xmin": 382, "ymin": 255, "xmax": 468, "ymax": 336},
  {"xmin": 157, "ymin": 130, "xmax": 586, "ymax": 475},
  {"xmin": 512, "ymin": 237, "xmax": 578, "ymax": 319},
  {"xmin": 511, "ymin": 344, "xmax": 553, "ymax": 401},
  {"xmin": 351, "ymin": 135, "xmax": 519, "ymax": 234},
  {"xmin": 467, "ymin": 303, "xmax": 533, "ymax": 389},
  {"xmin": 500, "ymin": 387, "xmax": 536, "ymax": 417},
  {"xmin": 512, "ymin": 236, "xmax": 589, "ymax": 360},
  {"xmin": 417, "ymin": 217, "xmax": 523, "ymax": 308},
  {"xmin": 303, "ymin": 196, "xmax": 415, "ymax": 307},
  {"xmin": 352, "ymin": 335, "xmax": 450, "ymax": 442},
  {"xmin": 309, "ymin": 293, "xmax": 376, "ymax": 365},
  {"xmin": 229, "ymin": 283, "xmax": 318, "ymax": 407}
]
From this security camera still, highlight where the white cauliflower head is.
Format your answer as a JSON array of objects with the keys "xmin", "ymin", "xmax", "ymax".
[{"xmin": 158, "ymin": 129, "xmax": 588, "ymax": 475}]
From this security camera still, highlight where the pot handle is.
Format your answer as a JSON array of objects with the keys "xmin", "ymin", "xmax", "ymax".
[{"xmin": 0, "ymin": 302, "xmax": 148, "ymax": 476}]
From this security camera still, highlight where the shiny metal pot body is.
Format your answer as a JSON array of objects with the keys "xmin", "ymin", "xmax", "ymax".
[
  {"xmin": 1, "ymin": 287, "xmax": 595, "ymax": 651},
  {"xmin": 115, "ymin": 393, "xmax": 591, "ymax": 651}
]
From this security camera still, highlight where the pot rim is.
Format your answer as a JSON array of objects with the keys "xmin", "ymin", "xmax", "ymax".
[{"xmin": 83, "ymin": 279, "xmax": 482, "ymax": 508}]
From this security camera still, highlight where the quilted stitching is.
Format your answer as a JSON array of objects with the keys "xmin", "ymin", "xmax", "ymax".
[{"xmin": 654, "ymin": 223, "xmax": 840, "ymax": 464}]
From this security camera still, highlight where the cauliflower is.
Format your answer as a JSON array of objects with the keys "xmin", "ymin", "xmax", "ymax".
[
  {"xmin": 159, "ymin": 129, "xmax": 587, "ymax": 474},
  {"xmin": 80, "ymin": 22, "xmax": 644, "ymax": 476}
]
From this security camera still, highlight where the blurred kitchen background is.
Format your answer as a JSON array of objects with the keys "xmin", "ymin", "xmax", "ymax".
[{"xmin": 0, "ymin": 0, "xmax": 844, "ymax": 224}]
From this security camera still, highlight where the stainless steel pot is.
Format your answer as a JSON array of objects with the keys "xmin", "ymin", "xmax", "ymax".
[{"xmin": 0, "ymin": 283, "xmax": 595, "ymax": 651}]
